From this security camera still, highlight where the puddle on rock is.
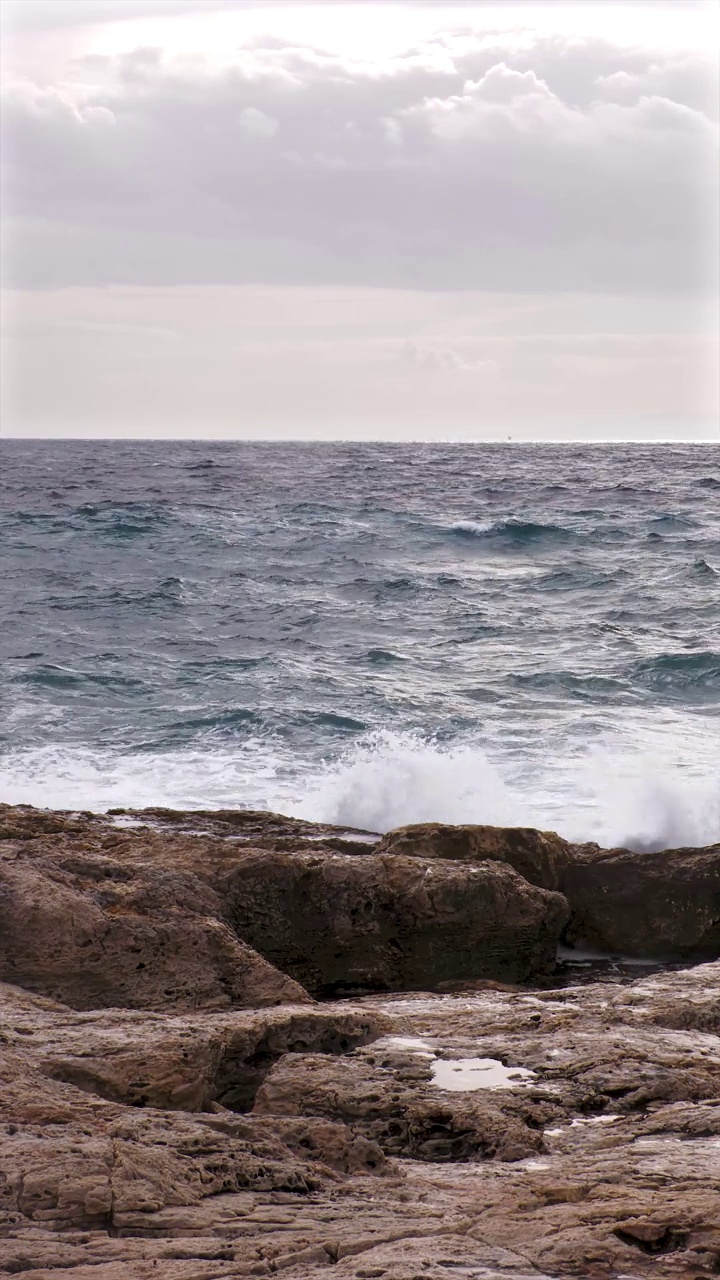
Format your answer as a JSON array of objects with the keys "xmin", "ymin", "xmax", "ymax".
[
  {"xmin": 382, "ymin": 1035, "xmax": 435, "ymax": 1057},
  {"xmin": 431, "ymin": 1057, "xmax": 536, "ymax": 1092}
]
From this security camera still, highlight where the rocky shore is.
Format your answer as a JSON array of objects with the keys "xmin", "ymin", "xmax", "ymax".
[{"xmin": 0, "ymin": 802, "xmax": 718, "ymax": 1278}]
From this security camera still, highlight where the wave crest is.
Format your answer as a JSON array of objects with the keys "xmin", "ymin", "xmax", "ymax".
[
  {"xmin": 445, "ymin": 518, "xmax": 573, "ymax": 544},
  {"xmin": 290, "ymin": 730, "xmax": 720, "ymax": 853}
]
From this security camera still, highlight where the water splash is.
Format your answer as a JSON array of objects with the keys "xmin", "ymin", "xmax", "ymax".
[
  {"xmin": 290, "ymin": 729, "xmax": 720, "ymax": 851},
  {"xmin": 3, "ymin": 726, "xmax": 717, "ymax": 852}
]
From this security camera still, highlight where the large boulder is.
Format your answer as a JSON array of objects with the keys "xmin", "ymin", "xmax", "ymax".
[
  {"xmin": 218, "ymin": 850, "xmax": 569, "ymax": 996},
  {"xmin": 376, "ymin": 822, "xmax": 574, "ymax": 892},
  {"xmin": 561, "ymin": 843, "xmax": 720, "ymax": 960},
  {"xmin": 0, "ymin": 847, "xmax": 308, "ymax": 1011},
  {"xmin": 377, "ymin": 823, "xmax": 720, "ymax": 961}
]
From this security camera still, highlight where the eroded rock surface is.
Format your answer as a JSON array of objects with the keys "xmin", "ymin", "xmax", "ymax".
[
  {"xmin": 376, "ymin": 820, "xmax": 720, "ymax": 959},
  {"xmin": 1, "ymin": 964, "xmax": 719, "ymax": 1278},
  {"xmin": 562, "ymin": 841, "xmax": 720, "ymax": 959},
  {"xmin": 0, "ymin": 805, "xmax": 569, "ymax": 999},
  {"xmin": 220, "ymin": 850, "xmax": 568, "ymax": 996},
  {"xmin": 0, "ymin": 840, "xmax": 307, "ymax": 1011},
  {"xmin": 377, "ymin": 823, "xmax": 574, "ymax": 892},
  {"xmin": 1, "ymin": 803, "xmax": 719, "ymax": 1279},
  {"xmin": 7, "ymin": 802, "xmax": 718, "ymax": 970}
]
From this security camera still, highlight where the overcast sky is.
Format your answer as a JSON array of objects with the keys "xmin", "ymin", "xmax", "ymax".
[{"xmin": 1, "ymin": 0, "xmax": 718, "ymax": 439}]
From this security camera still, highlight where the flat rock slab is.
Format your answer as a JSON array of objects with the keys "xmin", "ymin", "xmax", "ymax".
[{"xmin": 1, "ymin": 964, "xmax": 719, "ymax": 1278}]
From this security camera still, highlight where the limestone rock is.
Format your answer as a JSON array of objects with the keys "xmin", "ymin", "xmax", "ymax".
[
  {"xmin": 1, "ymin": 804, "xmax": 720, "ymax": 1278},
  {"xmin": 0, "ymin": 845, "xmax": 307, "ymax": 1011},
  {"xmin": 377, "ymin": 822, "xmax": 574, "ymax": 891},
  {"xmin": 108, "ymin": 803, "xmax": 380, "ymax": 853},
  {"xmin": 219, "ymin": 849, "xmax": 569, "ymax": 995},
  {"xmin": 1, "ymin": 964, "xmax": 719, "ymax": 1278},
  {"xmin": 562, "ymin": 842, "xmax": 720, "ymax": 959}
]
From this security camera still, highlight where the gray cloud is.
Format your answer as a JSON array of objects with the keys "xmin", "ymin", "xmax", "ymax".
[{"xmin": 2, "ymin": 30, "xmax": 717, "ymax": 293}]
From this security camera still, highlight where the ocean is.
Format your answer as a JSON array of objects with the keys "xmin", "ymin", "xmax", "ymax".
[{"xmin": 1, "ymin": 440, "xmax": 718, "ymax": 851}]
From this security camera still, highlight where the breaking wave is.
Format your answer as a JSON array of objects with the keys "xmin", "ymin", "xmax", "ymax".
[
  {"xmin": 2, "ymin": 728, "xmax": 718, "ymax": 854},
  {"xmin": 2, "ymin": 440, "xmax": 718, "ymax": 856},
  {"xmin": 444, "ymin": 518, "xmax": 574, "ymax": 545}
]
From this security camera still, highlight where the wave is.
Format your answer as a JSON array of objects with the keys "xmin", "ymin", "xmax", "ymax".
[
  {"xmin": 291, "ymin": 731, "xmax": 720, "ymax": 852},
  {"xmin": 11, "ymin": 665, "xmax": 146, "ymax": 692},
  {"xmin": 1, "ymin": 727, "xmax": 718, "ymax": 854},
  {"xmin": 75, "ymin": 504, "xmax": 171, "ymax": 539},
  {"xmin": 509, "ymin": 671, "xmax": 631, "ymax": 703},
  {"xmin": 445, "ymin": 519, "xmax": 574, "ymax": 545},
  {"xmin": 692, "ymin": 558, "xmax": 718, "ymax": 578},
  {"xmin": 446, "ymin": 519, "xmax": 495, "ymax": 537},
  {"xmin": 364, "ymin": 649, "xmax": 407, "ymax": 665},
  {"xmin": 631, "ymin": 651, "xmax": 720, "ymax": 700},
  {"xmin": 648, "ymin": 514, "xmax": 695, "ymax": 531},
  {"xmin": 532, "ymin": 566, "xmax": 629, "ymax": 593}
]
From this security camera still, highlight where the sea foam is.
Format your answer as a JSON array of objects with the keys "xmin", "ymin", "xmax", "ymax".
[{"xmin": 2, "ymin": 725, "xmax": 717, "ymax": 853}]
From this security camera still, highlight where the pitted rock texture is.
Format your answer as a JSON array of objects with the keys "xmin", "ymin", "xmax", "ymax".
[
  {"xmin": 1, "ymin": 804, "xmax": 719, "ymax": 1278},
  {"xmin": 0, "ymin": 805, "xmax": 570, "ymax": 999},
  {"xmin": 376, "ymin": 822, "xmax": 574, "ymax": 892},
  {"xmin": 6, "ymin": 803, "xmax": 719, "ymax": 975},
  {"xmin": 1, "ymin": 964, "xmax": 719, "ymax": 1278},
  {"xmin": 376, "ymin": 820, "xmax": 720, "ymax": 959},
  {"xmin": 0, "ymin": 840, "xmax": 307, "ymax": 1011},
  {"xmin": 561, "ymin": 841, "xmax": 720, "ymax": 959},
  {"xmin": 219, "ymin": 849, "xmax": 569, "ymax": 996}
]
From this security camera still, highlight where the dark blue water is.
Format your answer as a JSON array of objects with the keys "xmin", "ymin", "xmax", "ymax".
[{"xmin": 1, "ymin": 440, "xmax": 718, "ymax": 848}]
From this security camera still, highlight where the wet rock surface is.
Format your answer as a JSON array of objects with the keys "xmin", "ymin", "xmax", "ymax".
[{"xmin": 0, "ymin": 804, "xmax": 718, "ymax": 1278}]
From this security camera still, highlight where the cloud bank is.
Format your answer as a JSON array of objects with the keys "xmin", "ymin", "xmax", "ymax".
[
  {"xmin": 1, "ymin": 6, "xmax": 717, "ymax": 437},
  {"xmin": 2, "ymin": 27, "xmax": 717, "ymax": 293}
]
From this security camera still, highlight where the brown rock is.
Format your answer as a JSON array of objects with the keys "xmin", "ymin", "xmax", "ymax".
[
  {"xmin": 107, "ymin": 803, "xmax": 380, "ymax": 853},
  {"xmin": 254, "ymin": 1046, "xmax": 558, "ymax": 1163},
  {"xmin": 2, "ymin": 963, "xmax": 719, "ymax": 1278},
  {"xmin": 561, "ymin": 842, "xmax": 720, "ymax": 959},
  {"xmin": 1, "ymin": 804, "xmax": 719, "ymax": 1278},
  {"xmin": 0, "ymin": 846, "xmax": 307, "ymax": 1011},
  {"xmin": 377, "ymin": 822, "xmax": 574, "ymax": 891},
  {"xmin": 219, "ymin": 849, "xmax": 569, "ymax": 995},
  {"xmin": 377, "ymin": 821, "xmax": 720, "ymax": 961}
]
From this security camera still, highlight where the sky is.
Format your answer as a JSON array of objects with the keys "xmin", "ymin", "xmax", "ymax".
[{"xmin": 1, "ymin": 0, "xmax": 718, "ymax": 440}]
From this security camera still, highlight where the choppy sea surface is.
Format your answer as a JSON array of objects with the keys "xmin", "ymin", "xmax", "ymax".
[{"xmin": 1, "ymin": 441, "xmax": 718, "ymax": 850}]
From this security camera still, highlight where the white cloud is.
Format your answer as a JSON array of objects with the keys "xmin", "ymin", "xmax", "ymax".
[
  {"xmin": 1, "ymin": 31, "xmax": 716, "ymax": 296},
  {"xmin": 238, "ymin": 105, "xmax": 278, "ymax": 138},
  {"xmin": 1, "ymin": 10, "xmax": 717, "ymax": 437}
]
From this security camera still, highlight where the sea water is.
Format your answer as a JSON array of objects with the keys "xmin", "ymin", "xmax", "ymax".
[{"xmin": 1, "ymin": 440, "xmax": 718, "ymax": 850}]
